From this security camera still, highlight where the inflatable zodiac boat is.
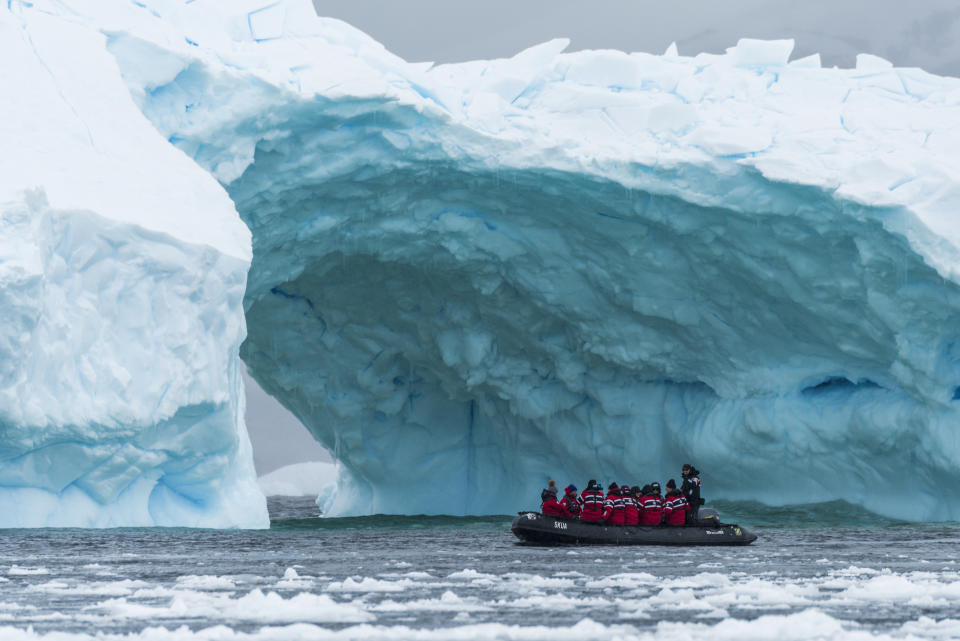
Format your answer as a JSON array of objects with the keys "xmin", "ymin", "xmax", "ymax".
[{"xmin": 511, "ymin": 509, "xmax": 758, "ymax": 546}]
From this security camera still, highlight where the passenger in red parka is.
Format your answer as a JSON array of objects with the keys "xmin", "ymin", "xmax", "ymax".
[
  {"xmin": 602, "ymin": 483, "xmax": 626, "ymax": 525},
  {"xmin": 540, "ymin": 485, "xmax": 569, "ymax": 517},
  {"xmin": 663, "ymin": 479, "xmax": 689, "ymax": 526},
  {"xmin": 622, "ymin": 484, "xmax": 640, "ymax": 525},
  {"xmin": 639, "ymin": 482, "xmax": 664, "ymax": 525},
  {"xmin": 579, "ymin": 480, "xmax": 605, "ymax": 522},
  {"xmin": 561, "ymin": 484, "xmax": 581, "ymax": 518}
]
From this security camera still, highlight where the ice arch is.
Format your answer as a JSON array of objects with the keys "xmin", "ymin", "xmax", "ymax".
[
  {"xmin": 65, "ymin": 0, "xmax": 960, "ymax": 520},
  {"xmin": 232, "ymin": 155, "xmax": 960, "ymax": 519}
]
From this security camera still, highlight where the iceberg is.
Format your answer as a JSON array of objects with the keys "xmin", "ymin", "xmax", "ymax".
[
  {"xmin": 0, "ymin": 3, "xmax": 266, "ymax": 527},
  {"xmin": 6, "ymin": 0, "xmax": 960, "ymax": 523},
  {"xmin": 258, "ymin": 461, "xmax": 337, "ymax": 498}
]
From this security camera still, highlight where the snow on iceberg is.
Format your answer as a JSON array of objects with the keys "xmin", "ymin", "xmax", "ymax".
[
  {"xmin": 0, "ymin": 4, "xmax": 266, "ymax": 527},
  {"xmin": 97, "ymin": 0, "xmax": 960, "ymax": 521},
  {"xmin": 10, "ymin": 0, "xmax": 960, "ymax": 522}
]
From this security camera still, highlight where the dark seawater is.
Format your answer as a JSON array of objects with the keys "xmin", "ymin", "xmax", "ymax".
[{"xmin": 1, "ymin": 497, "xmax": 959, "ymax": 640}]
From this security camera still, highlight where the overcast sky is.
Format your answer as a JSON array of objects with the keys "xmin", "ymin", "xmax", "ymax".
[
  {"xmin": 312, "ymin": 0, "xmax": 960, "ymax": 74},
  {"xmin": 246, "ymin": 0, "xmax": 960, "ymax": 475}
]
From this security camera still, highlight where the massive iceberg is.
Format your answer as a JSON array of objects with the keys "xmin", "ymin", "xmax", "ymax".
[
  {"xmin": 0, "ymin": 2, "xmax": 266, "ymax": 527},
  {"xmin": 5, "ymin": 0, "xmax": 960, "ymax": 523}
]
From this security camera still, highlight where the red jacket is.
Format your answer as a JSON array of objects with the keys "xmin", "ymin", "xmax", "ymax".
[
  {"xmin": 639, "ymin": 494, "xmax": 663, "ymax": 525},
  {"xmin": 561, "ymin": 493, "xmax": 581, "ymax": 518},
  {"xmin": 622, "ymin": 493, "xmax": 640, "ymax": 525},
  {"xmin": 602, "ymin": 491, "xmax": 625, "ymax": 525},
  {"xmin": 541, "ymin": 495, "xmax": 570, "ymax": 517},
  {"xmin": 663, "ymin": 491, "xmax": 688, "ymax": 526},
  {"xmin": 580, "ymin": 489, "xmax": 604, "ymax": 522}
]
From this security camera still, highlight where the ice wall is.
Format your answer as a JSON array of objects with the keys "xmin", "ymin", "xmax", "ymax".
[
  {"xmin": 0, "ymin": 4, "xmax": 266, "ymax": 527},
  {"xmin": 29, "ymin": 0, "xmax": 960, "ymax": 521}
]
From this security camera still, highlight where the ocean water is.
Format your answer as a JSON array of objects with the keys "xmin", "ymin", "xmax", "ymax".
[{"xmin": 1, "ymin": 497, "xmax": 959, "ymax": 640}]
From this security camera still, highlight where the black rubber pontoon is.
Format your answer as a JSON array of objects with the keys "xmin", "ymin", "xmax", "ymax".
[{"xmin": 511, "ymin": 510, "xmax": 757, "ymax": 546}]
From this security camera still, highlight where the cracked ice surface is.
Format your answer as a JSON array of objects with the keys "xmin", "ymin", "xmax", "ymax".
[
  {"xmin": 10, "ymin": 0, "xmax": 960, "ymax": 521},
  {"xmin": 0, "ymin": 4, "xmax": 265, "ymax": 527}
]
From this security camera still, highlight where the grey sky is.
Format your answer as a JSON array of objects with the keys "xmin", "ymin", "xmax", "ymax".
[
  {"xmin": 312, "ymin": 0, "xmax": 960, "ymax": 75},
  {"xmin": 245, "ymin": 0, "xmax": 960, "ymax": 474},
  {"xmin": 244, "ymin": 366, "xmax": 330, "ymax": 474}
]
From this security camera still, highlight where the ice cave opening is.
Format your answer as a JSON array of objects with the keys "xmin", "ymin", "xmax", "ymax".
[{"xmin": 233, "ymin": 159, "xmax": 960, "ymax": 520}]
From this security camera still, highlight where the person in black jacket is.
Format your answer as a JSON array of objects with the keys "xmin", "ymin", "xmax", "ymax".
[{"xmin": 681, "ymin": 463, "xmax": 703, "ymax": 523}]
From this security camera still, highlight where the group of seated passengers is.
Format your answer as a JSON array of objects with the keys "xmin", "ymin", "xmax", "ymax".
[{"xmin": 540, "ymin": 463, "xmax": 703, "ymax": 526}]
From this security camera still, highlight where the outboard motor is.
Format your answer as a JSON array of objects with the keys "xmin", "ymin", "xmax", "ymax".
[{"xmin": 697, "ymin": 508, "xmax": 721, "ymax": 526}]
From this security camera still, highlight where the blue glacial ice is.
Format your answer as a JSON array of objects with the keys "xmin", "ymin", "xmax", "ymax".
[
  {"xmin": 6, "ymin": 0, "xmax": 960, "ymax": 523},
  {"xmin": 0, "ymin": 3, "xmax": 266, "ymax": 527}
]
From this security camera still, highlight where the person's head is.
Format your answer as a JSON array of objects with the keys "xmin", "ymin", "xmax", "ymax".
[
  {"xmin": 608, "ymin": 482, "xmax": 619, "ymax": 492},
  {"xmin": 641, "ymin": 484, "xmax": 652, "ymax": 495},
  {"xmin": 548, "ymin": 479, "xmax": 556, "ymax": 489},
  {"xmin": 651, "ymin": 482, "xmax": 661, "ymax": 495},
  {"xmin": 631, "ymin": 486, "xmax": 641, "ymax": 496},
  {"xmin": 682, "ymin": 463, "xmax": 692, "ymax": 477},
  {"xmin": 587, "ymin": 479, "xmax": 598, "ymax": 490},
  {"xmin": 565, "ymin": 484, "xmax": 577, "ymax": 496},
  {"xmin": 666, "ymin": 479, "xmax": 677, "ymax": 491}
]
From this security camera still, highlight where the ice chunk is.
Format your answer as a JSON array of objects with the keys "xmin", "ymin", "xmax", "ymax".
[
  {"xmin": 789, "ymin": 53, "xmax": 821, "ymax": 69},
  {"xmin": 727, "ymin": 38, "xmax": 795, "ymax": 66},
  {"xmin": 857, "ymin": 53, "xmax": 894, "ymax": 71}
]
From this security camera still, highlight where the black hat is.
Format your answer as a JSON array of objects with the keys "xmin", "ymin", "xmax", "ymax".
[
  {"xmin": 641, "ymin": 484, "xmax": 652, "ymax": 494},
  {"xmin": 587, "ymin": 479, "xmax": 598, "ymax": 489},
  {"xmin": 608, "ymin": 482, "xmax": 619, "ymax": 490},
  {"xmin": 651, "ymin": 482, "xmax": 661, "ymax": 493},
  {"xmin": 666, "ymin": 479, "xmax": 677, "ymax": 490},
  {"xmin": 631, "ymin": 486, "xmax": 641, "ymax": 495}
]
